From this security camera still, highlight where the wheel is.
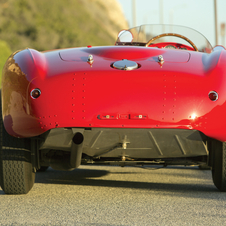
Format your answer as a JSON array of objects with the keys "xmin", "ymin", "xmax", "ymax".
[
  {"xmin": 0, "ymin": 148, "xmax": 35, "ymax": 194},
  {"xmin": 37, "ymin": 166, "xmax": 49, "ymax": 172},
  {"xmin": 211, "ymin": 140, "xmax": 226, "ymax": 191},
  {"xmin": 0, "ymin": 124, "xmax": 35, "ymax": 194},
  {"xmin": 0, "ymin": 101, "xmax": 35, "ymax": 194}
]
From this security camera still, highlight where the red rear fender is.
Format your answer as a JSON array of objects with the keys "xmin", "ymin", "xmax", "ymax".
[{"xmin": 1, "ymin": 49, "xmax": 47, "ymax": 137}]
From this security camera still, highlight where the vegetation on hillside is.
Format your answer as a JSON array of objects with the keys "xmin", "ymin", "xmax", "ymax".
[
  {"xmin": 0, "ymin": 40, "xmax": 11, "ymax": 84},
  {"xmin": 0, "ymin": 0, "xmax": 128, "ymax": 52},
  {"xmin": 0, "ymin": 0, "xmax": 128, "ymax": 84}
]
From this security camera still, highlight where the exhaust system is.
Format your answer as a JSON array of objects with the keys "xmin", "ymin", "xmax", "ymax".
[{"xmin": 49, "ymin": 130, "xmax": 84, "ymax": 171}]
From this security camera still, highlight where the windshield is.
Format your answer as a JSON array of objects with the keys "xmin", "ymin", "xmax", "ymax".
[{"xmin": 116, "ymin": 24, "xmax": 212, "ymax": 53}]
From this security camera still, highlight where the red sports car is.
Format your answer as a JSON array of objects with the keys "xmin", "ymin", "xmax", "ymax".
[{"xmin": 1, "ymin": 24, "xmax": 226, "ymax": 194}]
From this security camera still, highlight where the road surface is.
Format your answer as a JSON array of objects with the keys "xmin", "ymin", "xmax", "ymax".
[{"xmin": 0, "ymin": 165, "xmax": 226, "ymax": 225}]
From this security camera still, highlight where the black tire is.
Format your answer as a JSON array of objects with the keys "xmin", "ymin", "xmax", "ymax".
[
  {"xmin": 0, "ymin": 148, "xmax": 35, "ymax": 194},
  {"xmin": 211, "ymin": 140, "xmax": 226, "ymax": 191},
  {"xmin": 0, "ymin": 101, "xmax": 35, "ymax": 194}
]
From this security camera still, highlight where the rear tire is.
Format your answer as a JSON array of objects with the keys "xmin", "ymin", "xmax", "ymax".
[
  {"xmin": 0, "ymin": 99, "xmax": 35, "ymax": 194},
  {"xmin": 211, "ymin": 140, "xmax": 226, "ymax": 191},
  {"xmin": 0, "ymin": 148, "xmax": 35, "ymax": 194}
]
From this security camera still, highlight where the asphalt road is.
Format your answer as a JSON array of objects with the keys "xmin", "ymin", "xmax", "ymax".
[{"xmin": 0, "ymin": 165, "xmax": 226, "ymax": 225}]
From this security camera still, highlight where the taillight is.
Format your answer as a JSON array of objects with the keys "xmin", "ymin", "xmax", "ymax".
[
  {"xmin": 30, "ymin": 88, "xmax": 41, "ymax": 99},
  {"xmin": 208, "ymin": 91, "xmax": 218, "ymax": 101}
]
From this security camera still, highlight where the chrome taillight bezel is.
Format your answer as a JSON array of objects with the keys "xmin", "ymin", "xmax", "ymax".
[
  {"xmin": 30, "ymin": 88, "xmax": 41, "ymax": 99},
  {"xmin": 208, "ymin": 91, "xmax": 218, "ymax": 101}
]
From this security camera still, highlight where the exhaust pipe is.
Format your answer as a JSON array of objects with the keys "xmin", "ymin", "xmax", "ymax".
[
  {"xmin": 70, "ymin": 132, "xmax": 84, "ymax": 168},
  {"xmin": 49, "ymin": 130, "xmax": 84, "ymax": 171}
]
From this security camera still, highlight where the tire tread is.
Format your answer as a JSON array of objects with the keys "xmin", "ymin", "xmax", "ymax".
[
  {"xmin": 0, "ymin": 93, "xmax": 35, "ymax": 194},
  {"xmin": 212, "ymin": 141, "xmax": 226, "ymax": 191}
]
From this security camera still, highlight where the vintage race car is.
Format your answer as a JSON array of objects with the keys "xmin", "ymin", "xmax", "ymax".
[{"xmin": 1, "ymin": 24, "xmax": 226, "ymax": 194}]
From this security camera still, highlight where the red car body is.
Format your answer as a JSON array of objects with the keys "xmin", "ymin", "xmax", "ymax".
[{"xmin": 1, "ymin": 24, "xmax": 226, "ymax": 194}]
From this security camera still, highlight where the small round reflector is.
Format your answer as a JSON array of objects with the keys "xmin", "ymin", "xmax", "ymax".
[
  {"xmin": 30, "ymin": 88, "xmax": 41, "ymax": 99},
  {"xmin": 208, "ymin": 91, "xmax": 218, "ymax": 101}
]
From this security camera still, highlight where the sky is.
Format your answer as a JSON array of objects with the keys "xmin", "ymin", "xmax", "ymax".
[{"xmin": 117, "ymin": 0, "xmax": 226, "ymax": 46}]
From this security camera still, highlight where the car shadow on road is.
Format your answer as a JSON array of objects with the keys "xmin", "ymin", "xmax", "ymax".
[{"xmin": 34, "ymin": 166, "xmax": 218, "ymax": 195}]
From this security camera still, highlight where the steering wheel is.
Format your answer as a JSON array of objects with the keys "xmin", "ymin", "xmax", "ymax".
[{"xmin": 145, "ymin": 33, "xmax": 198, "ymax": 51}]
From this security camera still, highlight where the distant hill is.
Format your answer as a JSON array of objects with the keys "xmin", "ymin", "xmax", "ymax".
[
  {"xmin": 0, "ymin": 0, "xmax": 128, "ymax": 52},
  {"xmin": 0, "ymin": 40, "xmax": 11, "ymax": 83}
]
